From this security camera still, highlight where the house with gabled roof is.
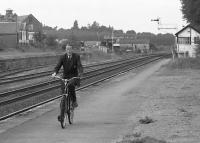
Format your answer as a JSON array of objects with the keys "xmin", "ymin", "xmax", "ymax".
[
  {"xmin": 0, "ymin": 9, "xmax": 43, "ymax": 49},
  {"xmin": 175, "ymin": 24, "xmax": 200, "ymax": 57},
  {"xmin": 17, "ymin": 14, "xmax": 43, "ymax": 44}
]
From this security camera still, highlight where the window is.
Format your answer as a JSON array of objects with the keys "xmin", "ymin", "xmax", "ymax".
[
  {"xmin": 194, "ymin": 37, "xmax": 200, "ymax": 44},
  {"xmin": 28, "ymin": 24, "xmax": 33, "ymax": 31},
  {"xmin": 178, "ymin": 37, "xmax": 190, "ymax": 44},
  {"xmin": 23, "ymin": 23, "xmax": 26, "ymax": 29},
  {"xmin": 21, "ymin": 31, "xmax": 26, "ymax": 40}
]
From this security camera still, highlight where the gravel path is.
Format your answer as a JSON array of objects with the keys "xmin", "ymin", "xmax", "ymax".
[{"xmin": 0, "ymin": 59, "xmax": 170, "ymax": 143}]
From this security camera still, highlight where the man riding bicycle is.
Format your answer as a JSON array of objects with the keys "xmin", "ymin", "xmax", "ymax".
[{"xmin": 52, "ymin": 45, "xmax": 83, "ymax": 120}]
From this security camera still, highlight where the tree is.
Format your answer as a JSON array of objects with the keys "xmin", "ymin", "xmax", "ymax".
[
  {"xmin": 72, "ymin": 20, "xmax": 79, "ymax": 30},
  {"xmin": 45, "ymin": 35, "xmax": 58, "ymax": 46},
  {"xmin": 58, "ymin": 28, "xmax": 66, "ymax": 32},
  {"xmin": 53, "ymin": 26, "xmax": 58, "ymax": 30},
  {"xmin": 68, "ymin": 30, "xmax": 80, "ymax": 48},
  {"xmin": 114, "ymin": 30, "xmax": 124, "ymax": 34},
  {"xmin": 180, "ymin": 0, "xmax": 200, "ymax": 25},
  {"xmin": 33, "ymin": 32, "xmax": 46, "ymax": 43},
  {"xmin": 81, "ymin": 26, "xmax": 88, "ymax": 31},
  {"xmin": 43, "ymin": 25, "xmax": 54, "ymax": 30},
  {"xmin": 126, "ymin": 30, "xmax": 136, "ymax": 35},
  {"xmin": 90, "ymin": 21, "xmax": 100, "ymax": 31},
  {"xmin": 33, "ymin": 32, "xmax": 46, "ymax": 48},
  {"xmin": 149, "ymin": 43, "xmax": 157, "ymax": 51}
]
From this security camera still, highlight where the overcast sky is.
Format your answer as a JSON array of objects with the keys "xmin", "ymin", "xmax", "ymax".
[{"xmin": 1, "ymin": 0, "xmax": 187, "ymax": 34}]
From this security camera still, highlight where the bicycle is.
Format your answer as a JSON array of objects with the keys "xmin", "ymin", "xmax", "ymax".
[{"xmin": 52, "ymin": 75, "xmax": 80, "ymax": 129}]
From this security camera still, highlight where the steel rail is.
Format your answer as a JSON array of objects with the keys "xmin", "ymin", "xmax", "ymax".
[
  {"xmin": 0, "ymin": 55, "xmax": 158, "ymax": 97},
  {"xmin": 0, "ymin": 53, "xmax": 168, "ymax": 79},
  {"xmin": 0, "ymin": 55, "xmax": 165, "ymax": 121},
  {"xmin": 0, "ymin": 53, "xmax": 161, "ymax": 82},
  {"xmin": 0, "ymin": 55, "xmax": 142, "ymax": 84},
  {"xmin": 0, "ymin": 55, "xmax": 162, "ymax": 105}
]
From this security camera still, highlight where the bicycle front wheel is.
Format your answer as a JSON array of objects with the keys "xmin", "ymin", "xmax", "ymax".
[
  {"xmin": 67, "ymin": 96, "xmax": 74, "ymax": 124},
  {"xmin": 60, "ymin": 96, "xmax": 67, "ymax": 129},
  {"xmin": 61, "ymin": 113, "xmax": 67, "ymax": 129}
]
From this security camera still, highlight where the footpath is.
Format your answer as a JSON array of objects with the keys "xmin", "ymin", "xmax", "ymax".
[{"xmin": 117, "ymin": 62, "xmax": 200, "ymax": 143}]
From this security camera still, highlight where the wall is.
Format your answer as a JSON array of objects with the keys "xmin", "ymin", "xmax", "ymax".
[
  {"xmin": 0, "ymin": 52, "xmax": 91, "ymax": 72},
  {"xmin": 177, "ymin": 44, "xmax": 197, "ymax": 57},
  {"xmin": 177, "ymin": 27, "xmax": 200, "ymax": 57},
  {"xmin": 0, "ymin": 34, "xmax": 17, "ymax": 49},
  {"xmin": 0, "ymin": 54, "xmax": 60, "ymax": 72}
]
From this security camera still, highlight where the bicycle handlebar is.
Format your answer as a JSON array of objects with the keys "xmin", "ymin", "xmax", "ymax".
[{"xmin": 52, "ymin": 75, "xmax": 80, "ymax": 83}]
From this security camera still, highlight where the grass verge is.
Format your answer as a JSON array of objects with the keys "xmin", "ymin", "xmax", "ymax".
[
  {"xmin": 166, "ymin": 57, "xmax": 200, "ymax": 69},
  {"xmin": 117, "ymin": 136, "xmax": 167, "ymax": 143}
]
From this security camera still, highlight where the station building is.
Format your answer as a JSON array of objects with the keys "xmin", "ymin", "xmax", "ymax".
[{"xmin": 175, "ymin": 24, "xmax": 200, "ymax": 57}]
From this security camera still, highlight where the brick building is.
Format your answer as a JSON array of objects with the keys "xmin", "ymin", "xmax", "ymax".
[{"xmin": 0, "ymin": 9, "xmax": 43, "ymax": 49}]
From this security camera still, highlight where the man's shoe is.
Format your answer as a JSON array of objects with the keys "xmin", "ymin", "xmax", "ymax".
[
  {"xmin": 57, "ymin": 115, "xmax": 61, "ymax": 122},
  {"xmin": 73, "ymin": 101, "xmax": 78, "ymax": 108}
]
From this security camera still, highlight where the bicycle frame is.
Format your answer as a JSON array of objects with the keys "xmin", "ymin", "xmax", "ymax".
[{"xmin": 53, "ymin": 75, "xmax": 80, "ymax": 128}]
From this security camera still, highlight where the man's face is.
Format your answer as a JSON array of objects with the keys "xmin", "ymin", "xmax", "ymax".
[{"xmin": 65, "ymin": 45, "xmax": 72, "ymax": 55}]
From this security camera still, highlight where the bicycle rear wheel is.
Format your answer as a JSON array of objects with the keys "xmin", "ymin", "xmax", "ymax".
[
  {"xmin": 67, "ymin": 96, "xmax": 74, "ymax": 124},
  {"xmin": 60, "ymin": 96, "xmax": 67, "ymax": 129}
]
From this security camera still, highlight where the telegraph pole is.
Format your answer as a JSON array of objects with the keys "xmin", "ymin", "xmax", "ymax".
[
  {"xmin": 111, "ymin": 27, "xmax": 114, "ymax": 52},
  {"xmin": 151, "ymin": 17, "xmax": 178, "ymax": 61},
  {"xmin": 15, "ymin": 15, "xmax": 18, "ymax": 48},
  {"xmin": 111, "ymin": 27, "xmax": 114, "ymax": 59}
]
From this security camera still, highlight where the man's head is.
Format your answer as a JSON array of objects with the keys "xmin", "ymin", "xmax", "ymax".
[{"xmin": 65, "ymin": 45, "xmax": 72, "ymax": 55}]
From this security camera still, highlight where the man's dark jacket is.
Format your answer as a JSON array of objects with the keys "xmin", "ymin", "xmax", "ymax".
[{"xmin": 54, "ymin": 53, "xmax": 83, "ymax": 79}]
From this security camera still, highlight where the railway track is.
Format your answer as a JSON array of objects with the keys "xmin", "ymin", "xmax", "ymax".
[
  {"xmin": 0, "ymin": 65, "xmax": 54, "ymax": 79},
  {"xmin": 0, "ymin": 55, "xmax": 158, "ymax": 99},
  {"xmin": 0, "ymin": 54, "xmax": 168, "ymax": 121},
  {"xmin": 0, "ymin": 56, "xmax": 150, "ymax": 102},
  {"xmin": 0, "ymin": 56, "xmax": 139, "ymax": 85}
]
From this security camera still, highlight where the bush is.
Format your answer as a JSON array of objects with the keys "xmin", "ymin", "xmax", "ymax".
[
  {"xmin": 45, "ymin": 35, "xmax": 58, "ymax": 46},
  {"xmin": 166, "ymin": 57, "xmax": 200, "ymax": 69}
]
